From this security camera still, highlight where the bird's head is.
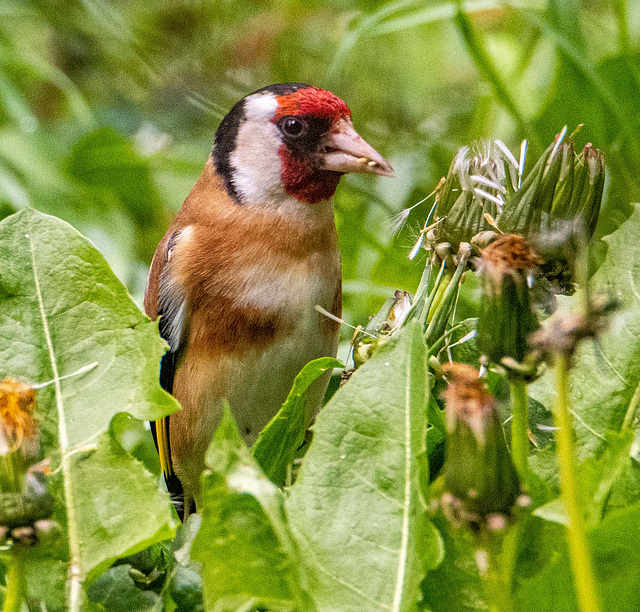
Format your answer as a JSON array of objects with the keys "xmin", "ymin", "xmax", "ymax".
[{"xmin": 212, "ymin": 83, "xmax": 393, "ymax": 206}]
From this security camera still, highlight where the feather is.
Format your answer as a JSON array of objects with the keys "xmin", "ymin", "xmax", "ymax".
[{"xmin": 145, "ymin": 228, "xmax": 190, "ymax": 519}]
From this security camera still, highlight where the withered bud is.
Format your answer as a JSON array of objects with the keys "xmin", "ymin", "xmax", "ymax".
[
  {"xmin": 476, "ymin": 235, "xmax": 541, "ymax": 368},
  {"xmin": 529, "ymin": 295, "xmax": 619, "ymax": 359},
  {"xmin": 441, "ymin": 363, "xmax": 521, "ymax": 531},
  {"xmin": 480, "ymin": 234, "xmax": 543, "ymax": 281},
  {"xmin": 352, "ymin": 291, "xmax": 412, "ymax": 368},
  {"xmin": 442, "ymin": 363, "xmax": 495, "ymax": 444},
  {"xmin": 0, "ymin": 378, "xmax": 54, "ymax": 531},
  {"xmin": 0, "ymin": 378, "xmax": 38, "ymax": 457}
]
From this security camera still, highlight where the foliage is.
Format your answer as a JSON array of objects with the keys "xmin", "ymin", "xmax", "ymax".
[
  {"xmin": 1, "ymin": 1, "xmax": 640, "ymax": 611},
  {"xmin": 0, "ymin": 209, "xmax": 177, "ymax": 610}
]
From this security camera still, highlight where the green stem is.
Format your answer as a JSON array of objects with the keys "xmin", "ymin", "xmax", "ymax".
[
  {"xmin": 501, "ymin": 523, "xmax": 520, "ymax": 593},
  {"xmin": 622, "ymin": 377, "xmax": 640, "ymax": 432},
  {"xmin": 477, "ymin": 542, "xmax": 516, "ymax": 612},
  {"xmin": 509, "ymin": 381, "xmax": 529, "ymax": 488},
  {"xmin": 3, "ymin": 546, "xmax": 27, "ymax": 612},
  {"xmin": 554, "ymin": 353, "xmax": 602, "ymax": 612},
  {"xmin": 421, "ymin": 261, "xmax": 449, "ymax": 328},
  {"xmin": 427, "ymin": 270, "xmax": 452, "ymax": 322},
  {"xmin": 614, "ymin": 0, "xmax": 630, "ymax": 53}
]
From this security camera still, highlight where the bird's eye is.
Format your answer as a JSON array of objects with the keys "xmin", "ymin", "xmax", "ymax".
[{"xmin": 280, "ymin": 116, "xmax": 307, "ymax": 138}]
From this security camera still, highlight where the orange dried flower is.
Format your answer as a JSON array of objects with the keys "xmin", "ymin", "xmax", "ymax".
[{"xmin": 0, "ymin": 378, "xmax": 37, "ymax": 454}]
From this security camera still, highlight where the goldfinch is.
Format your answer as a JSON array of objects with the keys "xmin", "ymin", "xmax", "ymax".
[{"xmin": 144, "ymin": 83, "xmax": 393, "ymax": 519}]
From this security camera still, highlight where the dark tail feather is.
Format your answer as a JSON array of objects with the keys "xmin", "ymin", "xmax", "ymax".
[
  {"xmin": 150, "ymin": 417, "xmax": 187, "ymax": 522},
  {"xmin": 152, "ymin": 350, "xmax": 191, "ymax": 522}
]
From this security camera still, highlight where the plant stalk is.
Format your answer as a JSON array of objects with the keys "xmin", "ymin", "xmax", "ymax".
[
  {"xmin": 509, "ymin": 381, "xmax": 529, "ymax": 487},
  {"xmin": 476, "ymin": 542, "xmax": 515, "ymax": 612},
  {"xmin": 420, "ymin": 261, "xmax": 448, "ymax": 328},
  {"xmin": 3, "ymin": 546, "xmax": 27, "ymax": 612},
  {"xmin": 554, "ymin": 353, "xmax": 602, "ymax": 612},
  {"xmin": 426, "ymin": 269, "xmax": 452, "ymax": 324}
]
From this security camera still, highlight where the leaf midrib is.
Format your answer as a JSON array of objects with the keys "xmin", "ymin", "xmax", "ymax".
[
  {"xmin": 29, "ymin": 230, "xmax": 82, "ymax": 610},
  {"xmin": 391, "ymin": 337, "xmax": 414, "ymax": 612}
]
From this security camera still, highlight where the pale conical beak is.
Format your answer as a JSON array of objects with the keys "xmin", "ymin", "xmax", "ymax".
[{"xmin": 319, "ymin": 118, "xmax": 394, "ymax": 177}]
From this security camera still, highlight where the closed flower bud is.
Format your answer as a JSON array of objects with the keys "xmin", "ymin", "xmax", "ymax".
[
  {"xmin": 441, "ymin": 363, "xmax": 521, "ymax": 530},
  {"xmin": 579, "ymin": 144, "xmax": 606, "ymax": 239},
  {"xmin": 426, "ymin": 130, "xmax": 605, "ymax": 273},
  {"xmin": 476, "ymin": 235, "xmax": 541, "ymax": 366},
  {"xmin": 499, "ymin": 139, "xmax": 553, "ymax": 237},
  {"xmin": 500, "ymin": 131, "xmax": 605, "ymax": 243}
]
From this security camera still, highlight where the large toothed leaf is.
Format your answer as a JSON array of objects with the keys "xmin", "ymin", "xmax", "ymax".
[
  {"xmin": 516, "ymin": 502, "xmax": 640, "ymax": 612},
  {"xmin": 0, "ymin": 209, "xmax": 178, "ymax": 605},
  {"xmin": 192, "ymin": 407, "xmax": 314, "ymax": 612},
  {"xmin": 285, "ymin": 322, "xmax": 439, "ymax": 612},
  {"xmin": 253, "ymin": 357, "xmax": 342, "ymax": 486},
  {"xmin": 530, "ymin": 204, "xmax": 640, "ymax": 461}
]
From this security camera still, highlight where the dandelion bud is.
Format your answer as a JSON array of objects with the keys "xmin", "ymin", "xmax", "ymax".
[
  {"xmin": 433, "ymin": 144, "xmax": 508, "ymax": 249},
  {"xmin": 476, "ymin": 235, "xmax": 541, "ymax": 369},
  {"xmin": 0, "ymin": 378, "xmax": 38, "ymax": 494},
  {"xmin": 441, "ymin": 363, "xmax": 521, "ymax": 530},
  {"xmin": 548, "ymin": 141, "xmax": 575, "ymax": 221},
  {"xmin": 579, "ymin": 144, "xmax": 606, "ymax": 239},
  {"xmin": 500, "ymin": 132, "xmax": 605, "ymax": 242},
  {"xmin": 0, "ymin": 378, "xmax": 54, "ymax": 532},
  {"xmin": 499, "ymin": 140, "xmax": 552, "ymax": 237}
]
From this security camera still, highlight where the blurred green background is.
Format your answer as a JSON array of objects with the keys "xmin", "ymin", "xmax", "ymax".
[{"xmin": 2, "ymin": 0, "xmax": 639, "ymax": 345}]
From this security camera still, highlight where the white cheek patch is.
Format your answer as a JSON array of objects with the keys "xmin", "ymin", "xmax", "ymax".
[
  {"xmin": 230, "ymin": 118, "xmax": 286, "ymax": 204},
  {"xmin": 244, "ymin": 92, "xmax": 278, "ymax": 121}
]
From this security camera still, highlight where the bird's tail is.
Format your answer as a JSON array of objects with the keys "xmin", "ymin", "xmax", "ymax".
[{"xmin": 150, "ymin": 416, "xmax": 187, "ymax": 522}]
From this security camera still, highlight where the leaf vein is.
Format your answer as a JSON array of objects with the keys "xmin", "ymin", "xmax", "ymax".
[{"xmin": 391, "ymin": 347, "xmax": 413, "ymax": 612}]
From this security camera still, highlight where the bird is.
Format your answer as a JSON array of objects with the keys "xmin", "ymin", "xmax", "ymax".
[{"xmin": 144, "ymin": 83, "xmax": 393, "ymax": 520}]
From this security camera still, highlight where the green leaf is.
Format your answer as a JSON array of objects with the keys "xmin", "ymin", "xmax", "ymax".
[
  {"xmin": 534, "ymin": 430, "xmax": 635, "ymax": 528},
  {"xmin": 87, "ymin": 564, "xmax": 162, "ymax": 611},
  {"xmin": 530, "ymin": 204, "xmax": 640, "ymax": 460},
  {"xmin": 74, "ymin": 433, "xmax": 176, "ymax": 582},
  {"xmin": 253, "ymin": 357, "xmax": 342, "ymax": 486},
  {"xmin": 0, "ymin": 209, "xmax": 178, "ymax": 603},
  {"xmin": 170, "ymin": 515, "xmax": 204, "ymax": 612},
  {"xmin": 516, "ymin": 503, "xmax": 640, "ymax": 612},
  {"xmin": 192, "ymin": 407, "xmax": 314, "ymax": 612},
  {"xmin": 285, "ymin": 321, "xmax": 436, "ymax": 611},
  {"xmin": 420, "ymin": 517, "xmax": 485, "ymax": 612}
]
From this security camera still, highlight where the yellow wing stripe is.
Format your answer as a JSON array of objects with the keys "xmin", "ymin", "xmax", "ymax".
[{"xmin": 156, "ymin": 416, "xmax": 174, "ymax": 476}]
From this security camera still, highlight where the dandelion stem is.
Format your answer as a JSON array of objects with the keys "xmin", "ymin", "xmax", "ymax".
[
  {"xmin": 477, "ymin": 541, "xmax": 515, "ymax": 612},
  {"xmin": 501, "ymin": 523, "xmax": 520, "ymax": 594},
  {"xmin": 554, "ymin": 353, "xmax": 602, "ymax": 612},
  {"xmin": 509, "ymin": 381, "xmax": 529, "ymax": 487},
  {"xmin": 614, "ymin": 0, "xmax": 630, "ymax": 53},
  {"xmin": 425, "ymin": 267, "xmax": 453, "ymax": 326},
  {"xmin": 3, "ymin": 546, "xmax": 27, "ymax": 612}
]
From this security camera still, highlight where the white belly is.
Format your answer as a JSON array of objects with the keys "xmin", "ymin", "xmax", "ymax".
[
  {"xmin": 173, "ymin": 256, "xmax": 339, "ymax": 504},
  {"xmin": 227, "ymin": 304, "xmax": 337, "ymax": 442}
]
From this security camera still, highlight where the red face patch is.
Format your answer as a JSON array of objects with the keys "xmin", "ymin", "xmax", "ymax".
[
  {"xmin": 274, "ymin": 87, "xmax": 351, "ymax": 121},
  {"xmin": 273, "ymin": 87, "xmax": 351, "ymax": 204}
]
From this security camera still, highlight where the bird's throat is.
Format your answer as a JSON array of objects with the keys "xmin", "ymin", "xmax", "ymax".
[{"xmin": 278, "ymin": 146, "xmax": 342, "ymax": 204}]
